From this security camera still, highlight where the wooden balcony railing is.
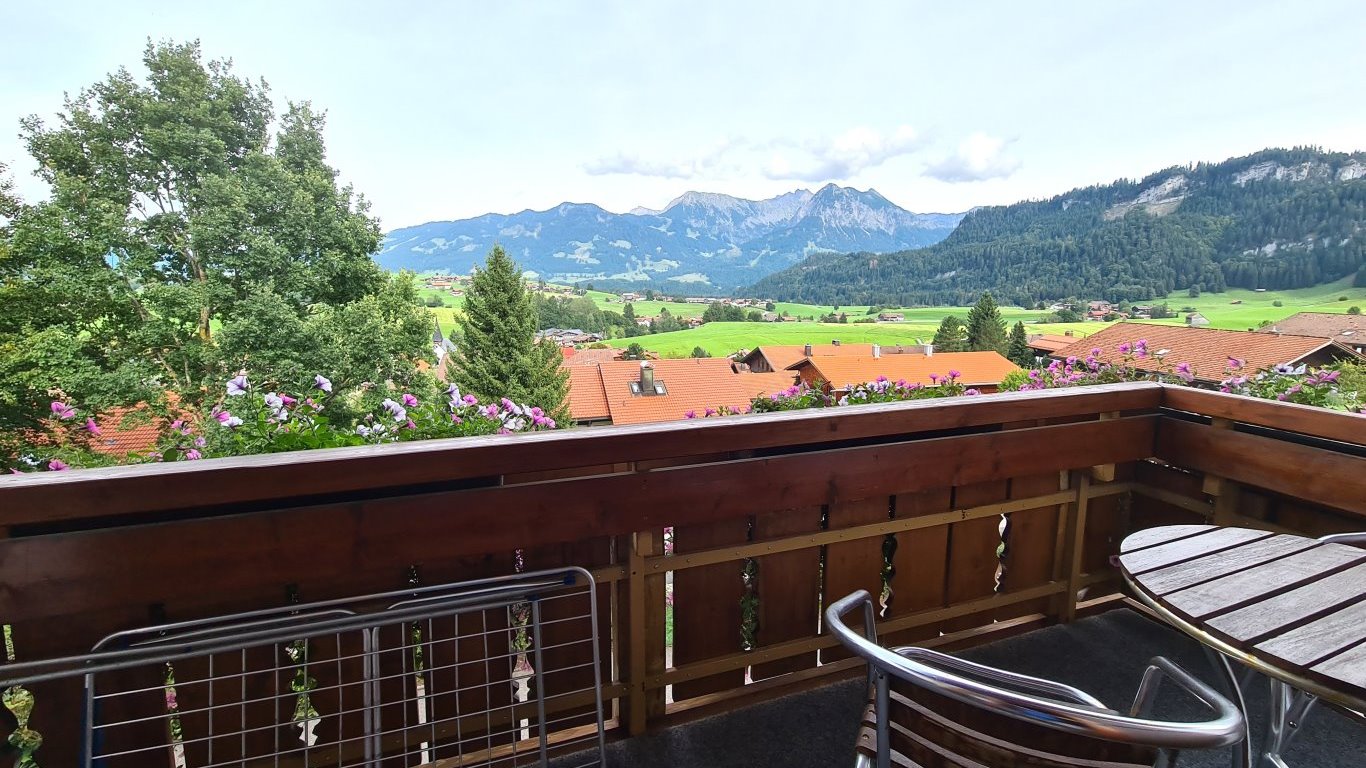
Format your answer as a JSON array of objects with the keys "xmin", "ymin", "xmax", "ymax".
[{"xmin": 0, "ymin": 381, "xmax": 1361, "ymax": 765}]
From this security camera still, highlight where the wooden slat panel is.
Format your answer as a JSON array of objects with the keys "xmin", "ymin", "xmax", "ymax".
[
  {"xmin": 942, "ymin": 481, "xmax": 1007, "ymax": 632},
  {"xmin": 1164, "ymin": 546, "xmax": 1366, "ymax": 620},
  {"xmin": 997, "ymin": 473, "xmax": 1062, "ymax": 619},
  {"xmin": 1130, "ymin": 462, "xmax": 1208, "ymax": 529},
  {"xmin": 524, "ymin": 537, "xmax": 614, "ymax": 729},
  {"xmin": 1119, "ymin": 527, "xmax": 1269, "ymax": 574},
  {"xmin": 671, "ymin": 516, "xmax": 748, "ymax": 701},
  {"xmin": 1206, "ymin": 562, "xmax": 1366, "ymax": 644},
  {"xmin": 885, "ymin": 488, "xmax": 952, "ymax": 645},
  {"xmin": 822, "ymin": 497, "xmax": 891, "ymax": 663},
  {"xmin": 1119, "ymin": 524, "xmax": 1214, "ymax": 553},
  {"xmin": 1156, "ymin": 418, "xmax": 1366, "ymax": 516},
  {"xmin": 0, "ymin": 384, "xmax": 1165, "ymax": 526},
  {"xmin": 1257, "ymin": 601, "xmax": 1366, "ymax": 669},
  {"xmin": 1162, "ymin": 387, "xmax": 1366, "ymax": 447},
  {"xmin": 1137, "ymin": 536, "xmax": 1318, "ymax": 596},
  {"xmin": 750, "ymin": 506, "xmax": 822, "ymax": 680},
  {"xmin": 1311, "ymin": 642, "xmax": 1366, "ymax": 700}
]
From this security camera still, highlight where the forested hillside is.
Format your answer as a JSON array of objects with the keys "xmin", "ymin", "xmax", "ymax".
[{"xmin": 749, "ymin": 148, "xmax": 1366, "ymax": 306}]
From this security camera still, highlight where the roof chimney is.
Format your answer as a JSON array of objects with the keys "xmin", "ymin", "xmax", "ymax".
[
  {"xmin": 804, "ymin": 343, "xmax": 813, "ymax": 356},
  {"xmin": 872, "ymin": 343, "xmax": 881, "ymax": 358},
  {"xmin": 924, "ymin": 343, "xmax": 934, "ymax": 357},
  {"xmin": 640, "ymin": 361, "xmax": 655, "ymax": 393},
  {"xmin": 831, "ymin": 339, "xmax": 840, "ymax": 346}
]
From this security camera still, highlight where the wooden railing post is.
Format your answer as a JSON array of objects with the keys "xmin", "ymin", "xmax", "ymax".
[
  {"xmin": 625, "ymin": 529, "xmax": 665, "ymax": 735},
  {"xmin": 1201, "ymin": 418, "xmax": 1241, "ymax": 525},
  {"xmin": 1090, "ymin": 412, "xmax": 1120, "ymax": 482},
  {"xmin": 1058, "ymin": 472, "xmax": 1090, "ymax": 623}
]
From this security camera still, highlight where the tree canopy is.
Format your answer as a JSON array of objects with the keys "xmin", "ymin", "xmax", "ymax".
[
  {"xmin": 1, "ymin": 40, "xmax": 433, "ymax": 459},
  {"xmin": 965, "ymin": 292, "xmax": 1008, "ymax": 354}
]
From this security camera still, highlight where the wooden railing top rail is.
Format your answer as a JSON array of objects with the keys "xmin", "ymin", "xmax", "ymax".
[
  {"xmin": 0, "ymin": 382, "xmax": 1162, "ymax": 527},
  {"xmin": 1160, "ymin": 386, "xmax": 1366, "ymax": 447}
]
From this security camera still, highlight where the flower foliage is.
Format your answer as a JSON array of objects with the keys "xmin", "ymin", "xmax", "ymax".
[{"xmin": 169, "ymin": 376, "xmax": 558, "ymax": 459}]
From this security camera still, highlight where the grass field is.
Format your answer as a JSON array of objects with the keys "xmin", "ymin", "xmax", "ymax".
[{"xmin": 419, "ymin": 276, "xmax": 1366, "ymax": 356}]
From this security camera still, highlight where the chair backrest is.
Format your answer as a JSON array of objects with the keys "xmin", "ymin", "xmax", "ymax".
[
  {"xmin": 827, "ymin": 591, "xmax": 1243, "ymax": 768},
  {"xmin": 856, "ymin": 679, "xmax": 1157, "ymax": 767}
]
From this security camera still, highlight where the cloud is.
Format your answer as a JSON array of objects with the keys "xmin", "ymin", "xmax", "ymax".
[
  {"xmin": 763, "ymin": 125, "xmax": 927, "ymax": 181},
  {"xmin": 583, "ymin": 126, "xmax": 927, "ymax": 182},
  {"xmin": 583, "ymin": 137, "xmax": 744, "ymax": 179},
  {"xmin": 924, "ymin": 132, "xmax": 1021, "ymax": 182}
]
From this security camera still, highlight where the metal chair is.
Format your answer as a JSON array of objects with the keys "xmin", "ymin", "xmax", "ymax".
[{"xmin": 826, "ymin": 590, "xmax": 1246, "ymax": 768}]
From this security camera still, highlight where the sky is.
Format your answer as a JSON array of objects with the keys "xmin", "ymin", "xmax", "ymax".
[{"xmin": 2, "ymin": 1, "xmax": 1364, "ymax": 230}]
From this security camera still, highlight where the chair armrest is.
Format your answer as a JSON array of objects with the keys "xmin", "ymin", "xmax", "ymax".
[
  {"xmin": 1130, "ymin": 656, "xmax": 1240, "ymax": 724},
  {"xmin": 893, "ymin": 646, "xmax": 1107, "ymax": 709},
  {"xmin": 1319, "ymin": 532, "xmax": 1366, "ymax": 548}
]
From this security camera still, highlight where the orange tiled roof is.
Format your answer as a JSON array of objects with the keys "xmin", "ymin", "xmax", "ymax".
[
  {"xmin": 564, "ymin": 358, "xmax": 798, "ymax": 425},
  {"xmin": 88, "ymin": 405, "xmax": 169, "ymax": 458},
  {"xmin": 1054, "ymin": 323, "xmax": 1361, "ymax": 381},
  {"xmin": 746, "ymin": 343, "xmax": 876, "ymax": 372},
  {"xmin": 566, "ymin": 366, "xmax": 611, "ymax": 422},
  {"xmin": 790, "ymin": 352, "xmax": 1019, "ymax": 390},
  {"xmin": 733, "ymin": 371, "xmax": 801, "ymax": 399},
  {"xmin": 1258, "ymin": 312, "xmax": 1366, "ymax": 342},
  {"xmin": 1026, "ymin": 334, "xmax": 1079, "ymax": 353},
  {"xmin": 600, "ymin": 358, "xmax": 752, "ymax": 425}
]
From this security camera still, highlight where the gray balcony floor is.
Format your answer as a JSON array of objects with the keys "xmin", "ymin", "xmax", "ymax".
[{"xmin": 583, "ymin": 608, "xmax": 1365, "ymax": 768}]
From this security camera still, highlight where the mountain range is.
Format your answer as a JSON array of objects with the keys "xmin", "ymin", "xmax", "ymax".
[
  {"xmin": 375, "ymin": 184, "xmax": 963, "ymax": 291},
  {"xmin": 749, "ymin": 147, "xmax": 1366, "ymax": 307}
]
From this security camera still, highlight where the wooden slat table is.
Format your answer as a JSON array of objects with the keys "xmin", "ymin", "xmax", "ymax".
[{"xmin": 1119, "ymin": 524, "xmax": 1366, "ymax": 712}]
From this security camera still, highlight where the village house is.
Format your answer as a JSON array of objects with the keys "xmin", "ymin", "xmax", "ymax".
[
  {"xmin": 1026, "ymin": 332, "xmax": 1082, "ymax": 357},
  {"xmin": 877, "ymin": 312, "xmax": 905, "ymax": 322},
  {"xmin": 1185, "ymin": 312, "xmax": 1210, "ymax": 327},
  {"xmin": 786, "ymin": 350, "xmax": 1019, "ymax": 394},
  {"xmin": 560, "ymin": 347, "xmax": 658, "ymax": 366},
  {"xmin": 1053, "ymin": 323, "xmax": 1364, "ymax": 386},
  {"xmin": 565, "ymin": 358, "xmax": 798, "ymax": 426},
  {"xmin": 535, "ymin": 328, "xmax": 606, "ymax": 346},
  {"xmin": 1258, "ymin": 312, "xmax": 1366, "ymax": 355},
  {"xmin": 738, "ymin": 342, "xmax": 877, "ymax": 373}
]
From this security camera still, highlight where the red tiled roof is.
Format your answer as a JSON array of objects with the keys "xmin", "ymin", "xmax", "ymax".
[
  {"xmin": 789, "ymin": 352, "xmax": 1019, "ymax": 390},
  {"xmin": 1027, "ymin": 334, "xmax": 1079, "ymax": 353},
  {"xmin": 560, "ymin": 348, "xmax": 659, "ymax": 367},
  {"xmin": 600, "ymin": 358, "xmax": 751, "ymax": 425},
  {"xmin": 1054, "ymin": 323, "xmax": 1362, "ymax": 381},
  {"xmin": 743, "ymin": 343, "xmax": 877, "ymax": 372},
  {"xmin": 88, "ymin": 405, "xmax": 169, "ymax": 458},
  {"xmin": 565, "ymin": 366, "xmax": 611, "ymax": 422},
  {"xmin": 1258, "ymin": 312, "xmax": 1366, "ymax": 343},
  {"xmin": 563, "ymin": 359, "xmax": 802, "ymax": 425}
]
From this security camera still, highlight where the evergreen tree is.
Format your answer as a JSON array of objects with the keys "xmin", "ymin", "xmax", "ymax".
[
  {"xmin": 1006, "ymin": 322, "xmax": 1032, "ymax": 366},
  {"xmin": 931, "ymin": 315, "xmax": 968, "ymax": 352},
  {"xmin": 965, "ymin": 293, "xmax": 1008, "ymax": 353},
  {"xmin": 690, "ymin": 346, "xmax": 711, "ymax": 358},
  {"xmin": 452, "ymin": 246, "xmax": 568, "ymax": 419}
]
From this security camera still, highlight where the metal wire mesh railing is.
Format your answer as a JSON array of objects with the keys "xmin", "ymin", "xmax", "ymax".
[{"xmin": 0, "ymin": 568, "xmax": 605, "ymax": 768}]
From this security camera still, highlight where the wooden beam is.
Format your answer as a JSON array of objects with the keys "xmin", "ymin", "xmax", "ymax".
[
  {"xmin": 1157, "ymin": 418, "xmax": 1366, "ymax": 517},
  {"xmin": 625, "ymin": 529, "xmax": 664, "ymax": 735},
  {"xmin": 0, "ymin": 383, "xmax": 1165, "ymax": 526},
  {"xmin": 1161, "ymin": 386, "xmax": 1366, "ymax": 447},
  {"xmin": 647, "ymin": 490, "xmax": 1078, "ymax": 573},
  {"xmin": 648, "ymin": 583, "xmax": 1063, "ymax": 688},
  {"xmin": 1060, "ymin": 472, "xmax": 1090, "ymax": 622}
]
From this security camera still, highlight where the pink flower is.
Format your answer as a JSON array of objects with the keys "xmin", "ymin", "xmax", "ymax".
[
  {"xmin": 184, "ymin": 449, "xmax": 202, "ymax": 460},
  {"xmin": 401, "ymin": 393, "xmax": 419, "ymax": 407},
  {"xmin": 1227, "ymin": 357, "xmax": 1244, "ymax": 371},
  {"xmin": 684, "ymin": 410, "xmax": 697, "ymax": 419},
  {"xmin": 929, "ymin": 373, "xmax": 939, "ymax": 383},
  {"xmin": 280, "ymin": 394, "xmax": 298, "ymax": 407},
  {"xmin": 85, "ymin": 417, "xmax": 101, "ymax": 435},
  {"xmin": 47, "ymin": 459, "xmax": 69, "ymax": 471},
  {"xmin": 1117, "ymin": 342, "xmax": 1132, "ymax": 354},
  {"xmin": 964, "ymin": 388, "xmax": 981, "ymax": 396},
  {"xmin": 405, "ymin": 419, "xmax": 417, "ymax": 430},
  {"xmin": 947, "ymin": 369, "xmax": 961, "ymax": 379},
  {"xmin": 170, "ymin": 419, "xmax": 184, "ymax": 430},
  {"xmin": 194, "ymin": 436, "xmax": 206, "ymax": 448},
  {"xmin": 50, "ymin": 401, "xmax": 76, "ymax": 420},
  {"xmin": 704, "ymin": 407, "xmax": 717, "ymax": 417}
]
